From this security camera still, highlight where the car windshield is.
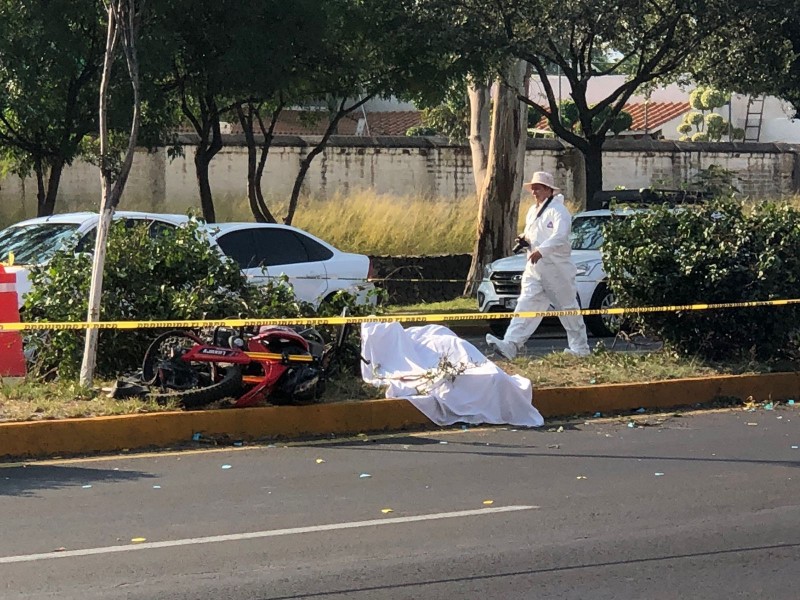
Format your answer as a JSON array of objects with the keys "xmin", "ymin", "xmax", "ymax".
[
  {"xmin": 0, "ymin": 223, "xmax": 82, "ymax": 265},
  {"xmin": 570, "ymin": 215, "xmax": 610, "ymax": 251}
]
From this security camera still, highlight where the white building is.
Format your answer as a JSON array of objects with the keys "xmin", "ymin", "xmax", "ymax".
[{"xmin": 527, "ymin": 75, "xmax": 800, "ymax": 143}]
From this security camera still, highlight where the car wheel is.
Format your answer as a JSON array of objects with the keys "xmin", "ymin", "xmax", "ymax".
[{"xmin": 585, "ymin": 282, "xmax": 621, "ymax": 337}]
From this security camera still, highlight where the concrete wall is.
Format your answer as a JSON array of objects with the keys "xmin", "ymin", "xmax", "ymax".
[{"xmin": 0, "ymin": 136, "xmax": 797, "ymax": 224}]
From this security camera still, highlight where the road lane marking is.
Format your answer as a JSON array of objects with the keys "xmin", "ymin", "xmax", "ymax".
[{"xmin": 0, "ymin": 505, "xmax": 538, "ymax": 564}]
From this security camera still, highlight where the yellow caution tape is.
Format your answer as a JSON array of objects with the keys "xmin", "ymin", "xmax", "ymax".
[{"xmin": 1, "ymin": 297, "xmax": 798, "ymax": 331}]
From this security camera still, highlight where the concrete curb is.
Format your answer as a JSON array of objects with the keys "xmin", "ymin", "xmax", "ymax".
[{"xmin": 1, "ymin": 373, "xmax": 798, "ymax": 459}]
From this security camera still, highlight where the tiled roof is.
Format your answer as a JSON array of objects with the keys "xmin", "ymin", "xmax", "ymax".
[
  {"xmin": 228, "ymin": 109, "xmax": 422, "ymax": 137},
  {"xmin": 534, "ymin": 101, "xmax": 691, "ymax": 133}
]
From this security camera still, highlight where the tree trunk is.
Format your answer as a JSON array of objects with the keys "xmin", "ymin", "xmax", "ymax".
[
  {"xmin": 285, "ymin": 95, "xmax": 373, "ymax": 224},
  {"xmin": 185, "ymin": 95, "xmax": 223, "ymax": 223},
  {"xmin": 583, "ymin": 140, "xmax": 604, "ymax": 210},
  {"xmin": 464, "ymin": 60, "xmax": 527, "ymax": 297},
  {"xmin": 80, "ymin": 0, "xmax": 142, "ymax": 387},
  {"xmin": 34, "ymin": 159, "xmax": 47, "ymax": 217},
  {"xmin": 467, "ymin": 78, "xmax": 490, "ymax": 191},
  {"xmin": 39, "ymin": 159, "xmax": 64, "ymax": 217},
  {"xmin": 235, "ymin": 103, "xmax": 267, "ymax": 223},
  {"xmin": 195, "ymin": 146, "xmax": 218, "ymax": 223},
  {"xmin": 253, "ymin": 102, "xmax": 283, "ymax": 224},
  {"xmin": 515, "ymin": 63, "xmax": 532, "ymax": 210},
  {"xmin": 80, "ymin": 1, "xmax": 119, "ymax": 388}
]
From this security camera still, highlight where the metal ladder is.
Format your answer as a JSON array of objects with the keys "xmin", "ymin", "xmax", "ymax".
[{"xmin": 743, "ymin": 96, "xmax": 765, "ymax": 142}]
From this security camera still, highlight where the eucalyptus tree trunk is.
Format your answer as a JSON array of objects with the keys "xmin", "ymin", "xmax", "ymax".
[
  {"xmin": 467, "ymin": 78, "xmax": 490, "ymax": 192},
  {"xmin": 463, "ymin": 60, "xmax": 527, "ymax": 297},
  {"xmin": 80, "ymin": 0, "xmax": 142, "ymax": 387}
]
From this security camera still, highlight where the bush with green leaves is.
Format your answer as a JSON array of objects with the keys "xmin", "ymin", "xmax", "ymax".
[
  {"xmin": 24, "ymin": 219, "xmax": 309, "ymax": 379},
  {"xmin": 602, "ymin": 201, "xmax": 800, "ymax": 361}
]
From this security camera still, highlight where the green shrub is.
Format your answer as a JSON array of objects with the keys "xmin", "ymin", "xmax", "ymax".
[
  {"xmin": 406, "ymin": 125, "xmax": 439, "ymax": 137},
  {"xmin": 602, "ymin": 201, "xmax": 800, "ymax": 360},
  {"xmin": 24, "ymin": 219, "xmax": 307, "ymax": 379}
]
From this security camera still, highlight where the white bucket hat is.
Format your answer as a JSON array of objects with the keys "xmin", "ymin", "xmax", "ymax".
[{"xmin": 522, "ymin": 171, "xmax": 560, "ymax": 191}]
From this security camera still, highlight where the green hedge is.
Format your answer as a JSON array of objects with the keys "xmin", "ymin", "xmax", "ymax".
[
  {"xmin": 24, "ymin": 219, "xmax": 306, "ymax": 379},
  {"xmin": 603, "ymin": 201, "xmax": 800, "ymax": 361}
]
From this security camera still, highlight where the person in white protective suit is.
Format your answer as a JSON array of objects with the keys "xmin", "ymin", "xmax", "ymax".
[{"xmin": 486, "ymin": 171, "xmax": 590, "ymax": 360}]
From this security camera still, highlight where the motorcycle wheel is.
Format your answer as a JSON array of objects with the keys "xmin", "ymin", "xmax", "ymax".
[{"xmin": 142, "ymin": 330, "xmax": 243, "ymax": 408}]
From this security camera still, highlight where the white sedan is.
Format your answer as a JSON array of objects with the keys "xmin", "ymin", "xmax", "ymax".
[{"xmin": 0, "ymin": 211, "xmax": 375, "ymax": 308}]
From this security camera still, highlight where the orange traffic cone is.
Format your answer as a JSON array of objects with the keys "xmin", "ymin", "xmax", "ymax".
[{"xmin": 0, "ymin": 265, "xmax": 26, "ymax": 378}]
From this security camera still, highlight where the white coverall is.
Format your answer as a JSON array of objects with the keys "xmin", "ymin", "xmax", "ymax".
[{"xmin": 503, "ymin": 194, "xmax": 590, "ymax": 355}]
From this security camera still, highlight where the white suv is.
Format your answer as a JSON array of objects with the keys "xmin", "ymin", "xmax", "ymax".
[
  {"xmin": 477, "ymin": 208, "xmax": 629, "ymax": 337},
  {"xmin": 0, "ymin": 212, "xmax": 376, "ymax": 308}
]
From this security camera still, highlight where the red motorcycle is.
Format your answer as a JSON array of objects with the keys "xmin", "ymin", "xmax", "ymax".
[{"xmin": 141, "ymin": 316, "xmax": 351, "ymax": 409}]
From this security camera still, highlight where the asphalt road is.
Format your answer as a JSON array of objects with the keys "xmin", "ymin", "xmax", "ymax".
[{"xmin": 2, "ymin": 407, "xmax": 798, "ymax": 599}]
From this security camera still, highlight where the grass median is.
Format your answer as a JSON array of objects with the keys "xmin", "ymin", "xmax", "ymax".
[{"xmin": 0, "ymin": 328, "xmax": 772, "ymax": 424}]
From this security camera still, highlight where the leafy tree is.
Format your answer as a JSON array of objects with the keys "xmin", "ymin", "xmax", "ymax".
[
  {"xmin": 0, "ymin": 0, "xmax": 107, "ymax": 216},
  {"xmin": 282, "ymin": 0, "xmax": 472, "ymax": 225},
  {"xmin": 411, "ymin": 84, "xmax": 470, "ymax": 141},
  {"xmin": 414, "ymin": 0, "xmax": 778, "ymax": 208},
  {"xmin": 81, "ymin": 0, "xmax": 147, "ymax": 386},
  {"xmin": 228, "ymin": 0, "xmax": 330, "ymax": 223},
  {"xmin": 144, "ymin": 0, "xmax": 265, "ymax": 223},
  {"xmin": 691, "ymin": 2, "xmax": 800, "ymax": 117},
  {"xmin": 677, "ymin": 86, "xmax": 740, "ymax": 142}
]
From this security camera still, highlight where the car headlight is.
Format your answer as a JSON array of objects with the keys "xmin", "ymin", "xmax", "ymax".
[
  {"xmin": 483, "ymin": 264, "xmax": 494, "ymax": 279},
  {"xmin": 575, "ymin": 259, "xmax": 601, "ymax": 277}
]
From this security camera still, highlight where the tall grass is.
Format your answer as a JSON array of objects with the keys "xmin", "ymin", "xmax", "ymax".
[
  {"xmin": 289, "ymin": 191, "xmax": 479, "ymax": 255},
  {"xmin": 287, "ymin": 190, "xmax": 541, "ymax": 256},
  {"xmin": 196, "ymin": 190, "xmax": 800, "ymax": 256}
]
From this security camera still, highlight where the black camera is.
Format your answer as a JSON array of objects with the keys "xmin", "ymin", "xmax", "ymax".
[{"xmin": 512, "ymin": 236, "xmax": 529, "ymax": 254}]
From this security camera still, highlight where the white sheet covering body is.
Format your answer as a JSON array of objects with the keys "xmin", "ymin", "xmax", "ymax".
[{"xmin": 360, "ymin": 322, "xmax": 543, "ymax": 427}]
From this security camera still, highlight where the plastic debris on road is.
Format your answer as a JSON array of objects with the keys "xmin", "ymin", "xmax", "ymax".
[
  {"xmin": 483, "ymin": 500, "xmax": 494, "ymax": 505},
  {"xmin": 627, "ymin": 422, "xmax": 635, "ymax": 428},
  {"xmin": 153, "ymin": 485, "xmax": 161, "ymax": 489},
  {"xmin": 131, "ymin": 538, "xmax": 146, "ymax": 544},
  {"xmin": 654, "ymin": 472, "xmax": 665, "ymax": 476},
  {"xmin": 315, "ymin": 458, "xmax": 326, "ymax": 464},
  {"xmin": 789, "ymin": 399, "xmax": 796, "ymax": 406},
  {"xmin": 556, "ymin": 425, "xmax": 564, "ymax": 433},
  {"xmin": 82, "ymin": 485, "xmax": 92, "ymax": 489},
  {"xmin": 576, "ymin": 475, "xmax": 587, "ymax": 480},
  {"xmin": 221, "ymin": 464, "xmax": 232, "ymax": 469},
  {"xmin": 635, "ymin": 408, "xmax": 646, "ymax": 413},
  {"xmin": 746, "ymin": 422, "xmax": 758, "ymax": 426},
  {"xmin": 359, "ymin": 473, "xmax": 372, "ymax": 478},
  {"xmin": 439, "ymin": 441, "xmax": 448, "ymax": 445},
  {"xmin": 593, "ymin": 412, "xmax": 602, "ymax": 418},
  {"xmin": 381, "ymin": 508, "xmax": 393, "ymax": 514}
]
